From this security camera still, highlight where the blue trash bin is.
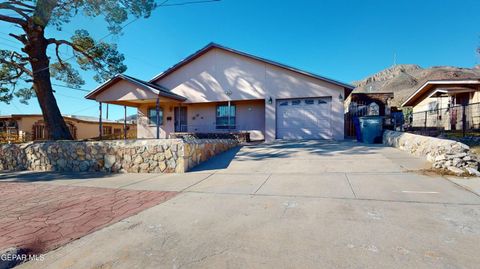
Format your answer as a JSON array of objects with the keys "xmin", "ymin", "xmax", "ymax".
[
  {"xmin": 358, "ymin": 116, "xmax": 384, "ymax": 144},
  {"xmin": 353, "ymin": 117, "xmax": 362, "ymax": 142}
]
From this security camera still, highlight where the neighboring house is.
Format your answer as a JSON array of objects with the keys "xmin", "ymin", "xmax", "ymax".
[
  {"xmin": 85, "ymin": 43, "xmax": 354, "ymax": 141},
  {"xmin": 401, "ymin": 79, "xmax": 480, "ymax": 130},
  {"xmin": 0, "ymin": 114, "xmax": 135, "ymax": 142}
]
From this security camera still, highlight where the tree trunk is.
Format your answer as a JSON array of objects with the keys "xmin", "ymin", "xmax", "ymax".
[{"xmin": 24, "ymin": 25, "xmax": 72, "ymax": 140}]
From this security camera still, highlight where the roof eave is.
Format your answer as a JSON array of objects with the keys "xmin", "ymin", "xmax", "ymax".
[
  {"xmin": 85, "ymin": 75, "xmax": 121, "ymax": 100},
  {"xmin": 85, "ymin": 74, "xmax": 187, "ymax": 102},
  {"xmin": 401, "ymin": 79, "xmax": 480, "ymax": 107}
]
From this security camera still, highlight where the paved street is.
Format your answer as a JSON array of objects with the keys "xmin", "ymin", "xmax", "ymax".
[{"xmin": 1, "ymin": 140, "xmax": 479, "ymax": 268}]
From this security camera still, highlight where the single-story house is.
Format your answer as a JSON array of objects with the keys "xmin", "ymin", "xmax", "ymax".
[
  {"xmin": 85, "ymin": 43, "xmax": 354, "ymax": 141},
  {"xmin": 401, "ymin": 78, "xmax": 480, "ymax": 130},
  {"xmin": 0, "ymin": 114, "xmax": 135, "ymax": 142}
]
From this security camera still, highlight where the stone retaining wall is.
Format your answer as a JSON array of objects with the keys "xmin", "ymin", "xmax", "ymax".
[
  {"xmin": 0, "ymin": 139, "xmax": 238, "ymax": 173},
  {"xmin": 383, "ymin": 130, "xmax": 480, "ymax": 175}
]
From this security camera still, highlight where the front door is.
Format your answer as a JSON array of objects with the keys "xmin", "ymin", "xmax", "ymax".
[{"xmin": 174, "ymin": 106, "xmax": 188, "ymax": 132}]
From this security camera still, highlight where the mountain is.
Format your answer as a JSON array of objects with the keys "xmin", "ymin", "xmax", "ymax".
[
  {"xmin": 118, "ymin": 114, "xmax": 138, "ymax": 122},
  {"xmin": 353, "ymin": 64, "xmax": 480, "ymax": 106}
]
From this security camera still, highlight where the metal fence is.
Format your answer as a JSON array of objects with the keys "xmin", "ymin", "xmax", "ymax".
[
  {"xmin": 345, "ymin": 100, "xmax": 369, "ymax": 137},
  {"xmin": 408, "ymin": 102, "xmax": 480, "ymax": 136}
]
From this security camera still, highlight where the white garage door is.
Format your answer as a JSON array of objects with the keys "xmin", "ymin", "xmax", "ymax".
[{"xmin": 276, "ymin": 97, "xmax": 332, "ymax": 139}]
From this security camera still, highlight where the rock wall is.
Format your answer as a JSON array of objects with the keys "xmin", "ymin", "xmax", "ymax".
[
  {"xmin": 0, "ymin": 139, "xmax": 238, "ymax": 173},
  {"xmin": 383, "ymin": 130, "xmax": 480, "ymax": 175}
]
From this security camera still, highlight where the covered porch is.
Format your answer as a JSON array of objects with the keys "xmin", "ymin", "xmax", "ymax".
[
  {"xmin": 85, "ymin": 74, "xmax": 187, "ymax": 139},
  {"xmin": 428, "ymin": 87, "xmax": 478, "ymax": 107},
  {"xmin": 85, "ymin": 74, "xmax": 266, "ymax": 140}
]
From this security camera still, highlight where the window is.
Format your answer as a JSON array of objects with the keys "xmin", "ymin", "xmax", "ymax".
[
  {"xmin": 114, "ymin": 128, "xmax": 122, "ymax": 134},
  {"xmin": 304, "ymin": 99, "xmax": 314, "ymax": 105},
  {"xmin": 318, "ymin": 99, "xmax": 327, "ymax": 104},
  {"xmin": 103, "ymin": 126, "xmax": 112, "ymax": 135},
  {"xmin": 291, "ymin": 100, "xmax": 301, "ymax": 106},
  {"xmin": 428, "ymin": 101, "xmax": 438, "ymax": 115},
  {"xmin": 33, "ymin": 124, "xmax": 47, "ymax": 140},
  {"xmin": 7, "ymin": 121, "xmax": 17, "ymax": 127},
  {"xmin": 148, "ymin": 107, "xmax": 163, "ymax": 126},
  {"xmin": 279, "ymin": 101, "xmax": 289, "ymax": 106},
  {"xmin": 216, "ymin": 104, "xmax": 236, "ymax": 129}
]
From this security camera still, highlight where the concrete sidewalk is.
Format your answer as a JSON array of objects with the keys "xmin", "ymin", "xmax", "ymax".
[{"xmin": 6, "ymin": 140, "xmax": 480, "ymax": 268}]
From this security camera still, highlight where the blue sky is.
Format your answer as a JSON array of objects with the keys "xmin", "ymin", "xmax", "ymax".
[{"xmin": 1, "ymin": 0, "xmax": 480, "ymax": 119}]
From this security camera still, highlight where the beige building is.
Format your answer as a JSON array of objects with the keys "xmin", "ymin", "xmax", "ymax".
[
  {"xmin": 86, "ymin": 43, "xmax": 353, "ymax": 141},
  {"xmin": 402, "ymin": 79, "xmax": 480, "ymax": 130},
  {"xmin": 0, "ymin": 114, "xmax": 135, "ymax": 142}
]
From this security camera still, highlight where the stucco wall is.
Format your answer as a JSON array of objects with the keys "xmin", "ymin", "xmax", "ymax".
[
  {"xmin": 0, "ymin": 139, "xmax": 238, "ymax": 173},
  {"xmin": 137, "ymin": 103, "xmax": 174, "ymax": 139},
  {"xmin": 471, "ymin": 91, "xmax": 480, "ymax": 103},
  {"xmin": 95, "ymin": 80, "xmax": 158, "ymax": 102},
  {"xmin": 412, "ymin": 96, "xmax": 450, "ymax": 114},
  {"xmin": 137, "ymin": 100, "xmax": 265, "ymax": 140},
  {"xmin": 154, "ymin": 48, "xmax": 345, "ymax": 141}
]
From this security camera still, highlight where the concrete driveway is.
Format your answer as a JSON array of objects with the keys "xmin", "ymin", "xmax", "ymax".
[{"xmin": 7, "ymin": 140, "xmax": 480, "ymax": 268}]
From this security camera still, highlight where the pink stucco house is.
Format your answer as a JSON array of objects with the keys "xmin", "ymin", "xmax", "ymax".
[{"xmin": 85, "ymin": 43, "xmax": 354, "ymax": 141}]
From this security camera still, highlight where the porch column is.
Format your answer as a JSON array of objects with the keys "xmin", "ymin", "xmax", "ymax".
[
  {"xmin": 178, "ymin": 102, "xmax": 183, "ymax": 132},
  {"xmin": 227, "ymin": 100, "xmax": 231, "ymax": 131},
  {"xmin": 156, "ymin": 96, "xmax": 160, "ymax": 139},
  {"xmin": 123, "ymin": 105, "xmax": 127, "ymax": 140},
  {"xmin": 98, "ymin": 102, "xmax": 103, "ymax": 140}
]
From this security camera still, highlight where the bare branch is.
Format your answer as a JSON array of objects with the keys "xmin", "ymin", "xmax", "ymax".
[
  {"xmin": 11, "ymin": 51, "xmax": 29, "ymax": 62},
  {"xmin": 7, "ymin": 1, "xmax": 36, "ymax": 10},
  {"xmin": 54, "ymin": 42, "xmax": 64, "ymax": 66},
  {"xmin": 8, "ymin": 33, "xmax": 27, "ymax": 45},
  {"xmin": 0, "ymin": 13, "xmax": 26, "ymax": 25},
  {"xmin": 48, "ymin": 38, "xmax": 103, "ymax": 68},
  {"xmin": 0, "ymin": 3, "xmax": 31, "ymax": 19},
  {"xmin": 0, "ymin": 58, "xmax": 32, "ymax": 77}
]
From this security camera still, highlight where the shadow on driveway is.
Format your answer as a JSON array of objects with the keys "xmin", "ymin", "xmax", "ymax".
[
  {"xmin": 189, "ymin": 140, "xmax": 390, "ymax": 172},
  {"xmin": 0, "ymin": 171, "xmax": 116, "ymax": 182},
  {"xmin": 190, "ymin": 146, "xmax": 243, "ymax": 172},
  {"xmin": 230, "ymin": 140, "xmax": 384, "ymax": 161}
]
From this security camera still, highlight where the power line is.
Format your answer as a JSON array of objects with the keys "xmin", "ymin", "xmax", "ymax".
[
  {"xmin": 68, "ymin": 104, "xmax": 98, "ymax": 115},
  {"xmin": 31, "ymin": 1, "xmax": 170, "ymax": 75},
  {"xmin": 54, "ymin": 92, "xmax": 82, "ymax": 100},
  {"xmin": 0, "ymin": 31, "xmax": 70, "ymax": 58},
  {"xmin": 4, "ymin": 80, "xmax": 90, "ymax": 93},
  {"xmin": 31, "ymin": 0, "xmax": 221, "ymax": 75},
  {"xmin": 51, "ymin": 83, "xmax": 90, "ymax": 92},
  {"xmin": 161, "ymin": 0, "xmax": 221, "ymax": 6},
  {"xmin": 0, "ymin": 41, "xmax": 22, "ymax": 50},
  {"xmin": 0, "ymin": 35, "xmax": 21, "ymax": 45}
]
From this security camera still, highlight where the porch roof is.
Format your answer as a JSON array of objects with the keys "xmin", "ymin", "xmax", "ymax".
[
  {"xmin": 428, "ymin": 87, "xmax": 478, "ymax": 98},
  {"xmin": 85, "ymin": 74, "xmax": 187, "ymax": 106},
  {"xmin": 401, "ymin": 78, "xmax": 480, "ymax": 107}
]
